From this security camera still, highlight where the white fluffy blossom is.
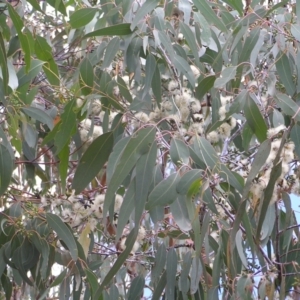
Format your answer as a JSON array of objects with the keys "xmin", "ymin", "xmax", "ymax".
[
  {"xmin": 267, "ymin": 125, "xmax": 286, "ymax": 138},
  {"xmin": 218, "ymin": 106, "xmax": 227, "ymax": 120},
  {"xmin": 218, "ymin": 123, "xmax": 231, "ymax": 139},
  {"xmin": 207, "ymin": 131, "xmax": 219, "ymax": 144},
  {"xmin": 132, "ymin": 112, "xmax": 150, "ymax": 130}
]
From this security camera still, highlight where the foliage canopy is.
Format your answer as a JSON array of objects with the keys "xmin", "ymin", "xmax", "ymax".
[{"xmin": 1, "ymin": 0, "xmax": 300, "ymax": 299}]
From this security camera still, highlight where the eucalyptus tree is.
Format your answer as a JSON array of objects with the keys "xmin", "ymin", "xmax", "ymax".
[{"xmin": 0, "ymin": 0, "xmax": 300, "ymax": 299}]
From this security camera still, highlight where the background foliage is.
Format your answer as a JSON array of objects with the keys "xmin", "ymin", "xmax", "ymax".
[{"xmin": 1, "ymin": 0, "xmax": 300, "ymax": 299}]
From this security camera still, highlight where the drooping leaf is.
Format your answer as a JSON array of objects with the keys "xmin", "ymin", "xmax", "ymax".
[
  {"xmin": 69, "ymin": 8, "xmax": 98, "ymax": 29},
  {"xmin": 127, "ymin": 275, "xmax": 145, "ymax": 300},
  {"xmin": 80, "ymin": 58, "xmax": 94, "ymax": 96},
  {"xmin": 84, "ymin": 24, "xmax": 133, "ymax": 38},
  {"xmin": 72, "ymin": 132, "xmax": 114, "ymax": 193},
  {"xmin": 103, "ymin": 127, "xmax": 156, "ymax": 219},
  {"xmin": 54, "ymin": 100, "xmax": 76, "ymax": 154},
  {"xmin": 195, "ymin": 76, "xmax": 216, "ymax": 100},
  {"xmin": 276, "ymin": 51, "xmax": 296, "ymax": 96},
  {"xmin": 214, "ymin": 66, "xmax": 237, "ymax": 89},
  {"xmin": 170, "ymin": 138, "xmax": 190, "ymax": 166},
  {"xmin": 142, "ymin": 53, "xmax": 156, "ymax": 98},
  {"xmin": 102, "ymin": 37, "xmax": 120, "ymax": 69},
  {"xmin": 46, "ymin": 213, "xmax": 78, "ymax": 261},
  {"xmin": 146, "ymin": 172, "xmax": 181, "ymax": 210},
  {"xmin": 180, "ymin": 22, "xmax": 200, "ymax": 64},
  {"xmin": 0, "ymin": 144, "xmax": 14, "ymax": 197},
  {"xmin": 8, "ymin": 5, "xmax": 31, "ymax": 71},
  {"xmin": 22, "ymin": 107, "xmax": 54, "ymax": 130},
  {"xmin": 192, "ymin": 0, "xmax": 227, "ymax": 32},
  {"xmin": 0, "ymin": 32, "xmax": 8, "ymax": 95},
  {"xmin": 58, "ymin": 144, "xmax": 69, "ymax": 194},
  {"xmin": 166, "ymin": 248, "xmax": 177, "ymax": 300},
  {"xmin": 135, "ymin": 141, "xmax": 157, "ymax": 224},
  {"xmin": 130, "ymin": 0, "xmax": 159, "ymax": 30},
  {"xmin": 244, "ymin": 93, "xmax": 267, "ymax": 143},
  {"xmin": 170, "ymin": 197, "xmax": 191, "ymax": 231},
  {"xmin": 116, "ymin": 180, "xmax": 135, "ymax": 241}
]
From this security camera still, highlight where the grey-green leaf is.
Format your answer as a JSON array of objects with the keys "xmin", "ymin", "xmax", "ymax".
[
  {"xmin": 146, "ymin": 172, "xmax": 181, "ymax": 210},
  {"xmin": 72, "ymin": 132, "xmax": 114, "ymax": 194},
  {"xmin": 69, "ymin": 8, "xmax": 98, "ymax": 29},
  {"xmin": 46, "ymin": 213, "xmax": 78, "ymax": 261},
  {"xmin": 0, "ymin": 144, "xmax": 14, "ymax": 197}
]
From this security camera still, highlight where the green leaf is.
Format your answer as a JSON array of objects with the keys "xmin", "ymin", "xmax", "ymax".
[
  {"xmin": 54, "ymin": 100, "xmax": 76, "ymax": 154},
  {"xmin": 116, "ymin": 180, "xmax": 135, "ymax": 241},
  {"xmin": 275, "ymin": 93, "xmax": 300, "ymax": 122},
  {"xmin": 193, "ymin": 137, "xmax": 243, "ymax": 192},
  {"xmin": 30, "ymin": 233, "xmax": 50, "ymax": 280},
  {"xmin": 43, "ymin": 59, "xmax": 60, "ymax": 87},
  {"xmin": 46, "ymin": 213, "xmax": 78, "ymax": 261},
  {"xmin": 291, "ymin": 125, "xmax": 300, "ymax": 159},
  {"xmin": 72, "ymin": 132, "xmax": 114, "ymax": 193},
  {"xmin": 173, "ymin": 54, "xmax": 196, "ymax": 87},
  {"xmin": 93, "ymin": 229, "xmax": 138, "ymax": 298},
  {"xmin": 235, "ymin": 230, "xmax": 247, "ymax": 268},
  {"xmin": 102, "ymin": 37, "xmax": 120, "ymax": 69},
  {"xmin": 27, "ymin": 0, "xmax": 43, "ymax": 13},
  {"xmin": 34, "ymin": 36, "xmax": 52, "ymax": 61},
  {"xmin": 195, "ymin": 76, "xmax": 216, "ymax": 100},
  {"xmin": 0, "ymin": 144, "xmax": 14, "ymax": 197},
  {"xmin": 1, "ymin": 272, "xmax": 12, "ymax": 300},
  {"xmin": 146, "ymin": 172, "xmax": 181, "ymax": 210},
  {"xmin": 276, "ymin": 51, "xmax": 296, "ymax": 96},
  {"xmin": 170, "ymin": 197, "xmax": 191, "ymax": 231},
  {"xmin": 85, "ymin": 268, "xmax": 100, "ymax": 295},
  {"xmin": 69, "ymin": 8, "xmax": 98, "ymax": 29},
  {"xmin": 58, "ymin": 144, "xmax": 69, "ymax": 194},
  {"xmin": 214, "ymin": 66, "xmax": 237, "ymax": 89},
  {"xmin": 151, "ymin": 64, "xmax": 162, "ymax": 107},
  {"xmin": 230, "ymin": 139, "xmax": 271, "ymax": 250},
  {"xmin": 170, "ymin": 138, "xmax": 190, "ymax": 166},
  {"xmin": 46, "ymin": 0, "xmax": 67, "ymax": 16},
  {"xmin": 130, "ymin": 0, "xmax": 158, "ymax": 30},
  {"xmin": 151, "ymin": 244, "xmax": 167, "ymax": 282},
  {"xmin": 0, "ymin": 32, "xmax": 8, "ymax": 95},
  {"xmin": 83, "ymin": 24, "xmax": 133, "ymax": 39},
  {"xmin": 8, "ymin": 5, "xmax": 31, "ymax": 72},
  {"xmin": 180, "ymin": 22, "xmax": 200, "ymax": 64},
  {"xmin": 291, "ymin": 24, "xmax": 300, "ymax": 41},
  {"xmin": 221, "ymin": 0, "xmax": 243, "ymax": 16},
  {"xmin": 142, "ymin": 53, "xmax": 156, "ymax": 98},
  {"xmin": 80, "ymin": 58, "xmax": 94, "ymax": 96},
  {"xmin": 103, "ymin": 127, "xmax": 156, "ymax": 218},
  {"xmin": 192, "ymin": 0, "xmax": 227, "ymax": 32},
  {"xmin": 17, "ymin": 60, "xmax": 43, "ymax": 88},
  {"xmin": 127, "ymin": 276, "xmax": 145, "ymax": 300},
  {"xmin": 135, "ymin": 141, "xmax": 157, "ymax": 224},
  {"xmin": 256, "ymin": 161, "xmax": 282, "ymax": 241},
  {"xmin": 22, "ymin": 107, "xmax": 54, "ymax": 130},
  {"xmin": 176, "ymin": 169, "xmax": 203, "ymax": 195},
  {"xmin": 244, "ymin": 93, "xmax": 267, "ymax": 143},
  {"xmin": 180, "ymin": 251, "xmax": 192, "ymax": 295},
  {"xmin": 117, "ymin": 76, "xmax": 133, "ymax": 103},
  {"xmin": 166, "ymin": 248, "xmax": 177, "ymax": 300},
  {"xmin": 152, "ymin": 271, "xmax": 167, "ymax": 300}
]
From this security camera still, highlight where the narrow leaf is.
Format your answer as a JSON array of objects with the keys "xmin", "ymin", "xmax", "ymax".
[
  {"xmin": 244, "ymin": 93, "xmax": 267, "ymax": 143},
  {"xmin": 46, "ymin": 213, "xmax": 78, "ymax": 261},
  {"xmin": 84, "ymin": 24, "xmax": 133, "ymax": 38},
  {"xmin": 69, "ymin": 8, "xmax": 98, "ymax": 29},
  {"xmin": 72, "ymin": 132, "xmax": 114, "ymax": 193}
]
